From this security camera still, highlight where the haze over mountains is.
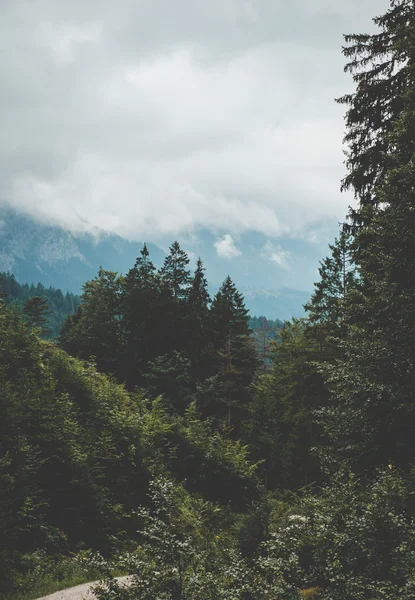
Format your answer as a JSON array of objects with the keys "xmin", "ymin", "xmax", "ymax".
[{"xmin": 0, "ymin": 209, "xmax": 314, "ymax": 319}]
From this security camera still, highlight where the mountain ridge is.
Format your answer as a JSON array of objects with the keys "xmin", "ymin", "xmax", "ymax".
[{"xmin": 0, "ymin": 209, "xmax": 310, "ymax": 320}]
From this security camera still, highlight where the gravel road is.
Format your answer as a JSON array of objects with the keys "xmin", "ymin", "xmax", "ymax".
[{"xmin": 36, "ymin": 576, "xmax": 132, "ymax": 600}]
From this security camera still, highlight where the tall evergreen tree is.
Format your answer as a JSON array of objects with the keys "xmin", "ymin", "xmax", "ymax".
[
  {"xmin": 317, "ymin": 0, "xmax": 415, "ymax": 475},
  {"xmin": 160, "ymin": 241, "xmax": 192, "ymax": 302},
  {"xmin": 22, "ymin": 296, "xmax": 51, "ymax": 336},
  {"xmin": 60, "ymin": 268, "xmax": 122, "ymax": 375},
  {"xmin": 185, "ymin": 258, "xmax": 211, "ymax": 378},
  {"xmin": 337, "ymin": 0, "xmax": 413, "ymax": 224},
  {"xmin": 157, "ymin": 241, "xmax": 192, "ymax": 358},
  {"xmin": 121, "ymin": 244, "xmax": 169, "ymax": 386},
  {"xmin": 305, "ymin": 228, "xmax": 358, "ymax": 347},
  {"xmin": 210, "ymin": 276, "xmax": 250, "ymax": 347},
  {"xmin": 205, "ymin": 277, "xmax": 257, "ymax": 428},
  {"xmin": 187, "ymin": 258, "xmax": 210, "ymax": 317}
]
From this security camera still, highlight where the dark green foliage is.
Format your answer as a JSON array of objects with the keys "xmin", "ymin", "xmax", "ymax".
[
  {"xmin": 337, "ymin": 0, "xmax": 413, "ymax": 220},
  {"xmin": 210, "ymin": 276, "xmax": 251, "ymax": 346},
  {"xmin": 0, "ymin": 272, "xmax": 80, "ymax": 339},
  {"xmin": 60, "ymin": 268, "xmax": 123, "ymax": 376},
  {"xmin": 60, "ymin": 252, "xmax": 256, "ymax": 429},
  {"xmin": 94, "ymin": 478, "xmax": 253, "ymax": 600},
  {"xmin": 23, "ymin": 296, "xmax": 51, "ymax": 336},
  {"xmin": 188, "ymin": 258, "xmax": 210, "ymax": 315},
  {"xmin": 0, "ymin": 302, "xmax": 147, "ymax": 561},
  {"xmin": 247, "ymin": 319, "xmax": 327, "ymax": 490},
  {"xmin": 315, "ymin": 0, "xmax": 415, "ymax": 478},
  {"xmin": 201, "ymin": 276, "xmax": 258, "ymax": 429},
  {"xmin": 0, "ymin": 300, "xmax": 263, "ymax": 598},
  {"xmin": 249, "ymin": 3, "xmax": 415, "ymax": 596},
  {"xmin": 185, "ymin": 258, "xmax": 212, "ymax": 378},
  {"xmin": 304, "ymin": 229, "xmax": 358, "ymax": 343},
  {"xmin": 120, "ymin": 245, "xmax": 174, "ymax": 387},
  {"xmin": 160, "ymin": 241, "xmax": 192, "ymax": 302},
  {"xmin": 143, "ymin": 351, "xmax": 193, "ymax": 413},
  {"xmin": 256, "ymin": 469, "xmax": 415, "ymax": 599}
]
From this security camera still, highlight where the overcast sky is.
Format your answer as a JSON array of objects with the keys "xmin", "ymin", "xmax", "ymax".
[{"xmin": 1, "ymin": 0, "xmax": 389, "ymax": 250}]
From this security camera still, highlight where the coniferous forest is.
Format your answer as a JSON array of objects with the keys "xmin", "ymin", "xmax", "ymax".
[
  {"xmin": 2, "ymin": 2, "xmax": 415, "ymax": 598},
  {"xmin": 0, "ymin": 273, "xmax": 80, "ymax": 339}
]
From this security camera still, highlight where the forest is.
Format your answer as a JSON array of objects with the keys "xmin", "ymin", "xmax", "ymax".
[
  {"xmin": 0, "ymin": 273, "xmax": 80, "ymax": 339},
  {"xmin": 2, "ymin": 1, "xmax": 415, "ymax": 598}
]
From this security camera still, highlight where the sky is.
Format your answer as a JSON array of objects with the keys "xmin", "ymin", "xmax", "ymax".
[{"xmin": 0, "ymin": 0, "xmax": 390, "ymax": 290}]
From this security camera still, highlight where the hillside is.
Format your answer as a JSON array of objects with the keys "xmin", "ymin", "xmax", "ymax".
[{"xmin": 0, "ymin": 272, "xmax": 80, "ymax": 338}]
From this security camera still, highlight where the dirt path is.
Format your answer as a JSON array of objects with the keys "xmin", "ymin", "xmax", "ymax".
[{"xmin": 36, "ymin": 576, "xmax": 132, "ymax": 600}]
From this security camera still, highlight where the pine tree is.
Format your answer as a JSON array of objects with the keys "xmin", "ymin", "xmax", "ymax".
[
  {"xmin": 22, "ymin": 296, "xmax": 51, "ymax": 336},
  {"xmin": 206, "ymin": 277, "xmax": 257, "ymax": 428},
  {"xmin": 122, "ymin": 243, "xmax": 158, "ymax": 308},
  {"xmin": 160, "ymin": 241, "xmax": 192, "ymax": 302},
  {"xmin": 60, "ymin": 269, "xmax": 122, "ymax": 374},
  {"xmin": 337, "ymin": 0, "xmax": 413, "ymax": 224},
  {"xmin": 318, "ymin": 0, "xmax": 415, "ymax": 475},
  {"xmin": 305, "ymin": 228, "xmax": 358, "ymax": 347},
  {"xmin": 187, "ymin": 258, "xmax": 210, "ymax": 317},
  {"xmin": 185, "ymin": 258, "xmax": 211, "ymax": 378},
  {"xmin": 121, "ymin": 244, "xmax": 167, "ymax": 386},
  {"xmin": 210, "ymin": 276, "xmax": 250, "ymax": 347}
]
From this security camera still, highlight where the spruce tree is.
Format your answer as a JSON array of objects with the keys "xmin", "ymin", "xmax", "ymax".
[
  {"xmin": 121, "ymin": 244, "xmax": 168, "ymax": 386},
  {"xmin": 207, "ymin": 277, "xmax": 257, "ymax": 428},
  {"xmin": 23, "ymin": 296, "xmax": 51, "ymax": 336},
  {"xmin": 318, "ymin": 0, "xmax": 415, "ymax": 475},
  {"xmin": 157, "ymin": 241, "xmax": 192, "ymax": 358},
  {"xmin": 185, "ymin": 258, "xmax": 211, "ymax": 378},
  {"xmin": 60, "ymin": 269, "xmax": 122, "ymax": 374},
  {"xmin": 337, "ymin": 0, "xmax": 413, "ymax": 224},
  {"xmin": 305, "ymin": 228, "xmax": 358, "ymax": 347},
  {"xmin": 210, "ymin": 276, "xmax": 250, "ymax": 346},
  {"xmin": 187, "ymin": 258, "xmax": 210, "ymax": 317},
  {"xmin": 122, "ymin": 243, "xmax": 157, "ymax": 303},
  {"xmin": 160, "ymin": 241, "xmax": 192, "ymax": 302}
]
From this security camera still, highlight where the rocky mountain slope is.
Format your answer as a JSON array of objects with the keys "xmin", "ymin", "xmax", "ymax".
[{"xmin": 0, "ymin": 210, "xmax": 164, "ymax": 293}]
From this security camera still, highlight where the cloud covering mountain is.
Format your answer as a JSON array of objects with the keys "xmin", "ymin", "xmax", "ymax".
[{"xmin": 0, "ymin": 0, "xmax": 388, "ymax": 243}]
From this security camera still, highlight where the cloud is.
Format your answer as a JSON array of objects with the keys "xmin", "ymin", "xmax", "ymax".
[
  {"xmin": 215, "ymin": 234, "xmax": 241, "ymax": 259},
  {"xmin": 261, "ymin": 241, "xmax": 291, "ymax": 270},
  {"xmin": 0, "ymin": 0, "xmax": 390, "ymax": 241}
]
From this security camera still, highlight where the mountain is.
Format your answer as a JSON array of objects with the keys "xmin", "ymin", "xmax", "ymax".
[
  {"xmin": 0, "ymin": 209, "xmax": 310, "ymax": 319},
  {"xmin": 0, "ymin": 209, "xmax": 165, "ymax": 294}
]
